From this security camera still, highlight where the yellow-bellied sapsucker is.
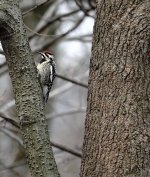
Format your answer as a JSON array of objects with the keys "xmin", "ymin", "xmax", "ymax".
[{"xmin": 37, "ymin": 51, "xmax": 56, "ymax": 103}]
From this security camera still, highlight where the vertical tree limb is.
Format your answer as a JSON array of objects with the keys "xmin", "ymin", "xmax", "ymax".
[{"xmin": 0, "ymin": 1, "xmax": 59, "ymax": 177}]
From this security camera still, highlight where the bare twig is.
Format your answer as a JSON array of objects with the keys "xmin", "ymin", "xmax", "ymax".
[
  {"xmin": 56, "ymin": 73, "xmax": 88, "ymax": 88},
  {"xmin": 23, "ymin": 0, "xmax": 51, "ymax": 16},
  {"xmin": 25, "ymin": 24, "xmax": 60, "ymax": 38},
  {"xmin": 49, "ymin": 71, "xmax": 89, "ymax": 98},
  {"xmin": 51, "ymin": 141, "xmax": 82, "ymax": 158},
  {"xmin": 65, "ymin": 34, "xmax": 92, "ymax": 42},
  {"xmin": 0, "ymin": 114, "xmax": 20, "ymax": 128}
]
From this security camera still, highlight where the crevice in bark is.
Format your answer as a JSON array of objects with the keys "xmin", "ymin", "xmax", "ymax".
[{"xmin": 0, "ymin": 25, "xmax": 13, "ymax": 40}]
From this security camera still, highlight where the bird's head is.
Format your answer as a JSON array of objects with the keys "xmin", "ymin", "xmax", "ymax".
[{"xmin": 38, "ymin": 51, "xmax": 54, "ymax": 63}]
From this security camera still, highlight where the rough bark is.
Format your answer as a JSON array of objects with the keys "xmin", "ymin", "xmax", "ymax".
[
  {"xmin": 81, "ymin": 0, "xmax": 150, "ymax": 177},
  {"xmin": 0, "ymin": 1, "xmax": 59, "ymax": 177}
]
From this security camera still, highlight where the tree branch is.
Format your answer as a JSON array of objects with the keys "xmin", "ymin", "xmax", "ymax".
[
  {"xmin": 51, "ymin": 141, "xmax": 82, "ymax": 158},
  {"xmin": 0, "ymin": 1, "xmax": 59, "ymax": 177},
  {"xmin": 0, "ymin": 114, "xmax": 20, "ymax": 129},
  {"xmin": 56, "ymin": 73, "xmax": 88, "ymax": 88},
  {"xmin": 23, "ymin": 0, "xmax": 51, "ymax": 16}
]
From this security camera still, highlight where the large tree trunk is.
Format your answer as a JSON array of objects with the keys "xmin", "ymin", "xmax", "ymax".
[{"xmin": 81, "ymin": 1, "xmax": 150, "ymax": 177}]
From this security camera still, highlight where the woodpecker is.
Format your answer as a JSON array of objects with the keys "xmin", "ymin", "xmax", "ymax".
[{"xmin": 37, "ymin": 51, "xmax": 56, "ymax": 104}]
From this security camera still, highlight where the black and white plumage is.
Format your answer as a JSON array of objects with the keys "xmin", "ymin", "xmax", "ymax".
[{"xmin": 37, "ymin": 51, "xmax": 56, "ymax": 103}]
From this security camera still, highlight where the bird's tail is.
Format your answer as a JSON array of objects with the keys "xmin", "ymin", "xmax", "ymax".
[{"xmin": 45, "ymin": 83, "xmax": 53, "ymax": 103}]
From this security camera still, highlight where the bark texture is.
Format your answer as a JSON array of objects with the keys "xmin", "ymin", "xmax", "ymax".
[
  {"xmin": 81, "ymin": 0, "xmax": 150, "ymax": 177},
  {"xmin": 0, "ymin": 1, "xmax": 59, "ymax": 177}
]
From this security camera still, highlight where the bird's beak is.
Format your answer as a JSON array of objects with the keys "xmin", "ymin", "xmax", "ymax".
[{"xmin": 37, "ymin": 52, "xmax": 42, "ymax": 55}]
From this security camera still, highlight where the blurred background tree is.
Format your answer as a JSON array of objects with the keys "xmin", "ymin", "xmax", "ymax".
[{"xmin": 0, "ymin": 0, "xmax": 95, "ymax": 177}]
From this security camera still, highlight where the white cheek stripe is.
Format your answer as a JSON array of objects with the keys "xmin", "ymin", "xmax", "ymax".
[
  {"xmin": 41, "ymin": 53, "xmax": 46, "ymax": 59},
  {"xmin": 46, "ymin": 53, "xmax": 54, "ymax": 59}
]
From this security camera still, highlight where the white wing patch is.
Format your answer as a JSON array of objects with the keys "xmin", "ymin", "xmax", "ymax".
[{"xmin": 50, "ymin": 65, "xmax": 53, "ymax": 82}]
